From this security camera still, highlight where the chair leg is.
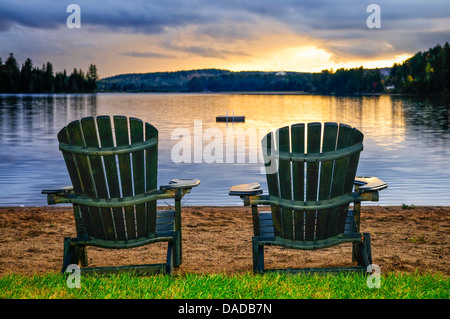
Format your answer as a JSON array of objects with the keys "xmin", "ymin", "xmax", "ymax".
[
  {"xmin": 166, "ymin": 241, "xmax": 174, "ymax": 274},
  {"xmin": 174, "ymin": 195, "xmax": 182, "ymax": 265},
  {"xmin": 355, "ymin": 233, "xmax": 372, "ymax": 271},
  {"xmin": 363, "ymin": 233, "xmax": 372, "ymax": 265},
  {"xmin": 252, "ymin": 237, "xmax": 264, "ymax": 273},
  {"xmin": 77, "ymin": 246, "xmax": 88, "ymax": 267},
  {"xmin": 62, "ymin": 237, "xmax": 78, "ymax": 273},
  {"xmin": 173, "ymin": 231, "xmax": 181, "ymax": 267}
]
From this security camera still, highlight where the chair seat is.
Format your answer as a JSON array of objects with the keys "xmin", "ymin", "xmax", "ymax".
[
  {"xmin": 256, "ymin": 210, "xmax": 362, "ymax": 250},
  {"xmin": 71, "ymin": 209, "xmax": 176, "ymax": 249},
  {"xmin": 343, "ymin": 209, "xmax": 358, "ymax": 234},
  {"xmin": 155, "ymin": 209, "xmax": 175, "ymax": 237}
]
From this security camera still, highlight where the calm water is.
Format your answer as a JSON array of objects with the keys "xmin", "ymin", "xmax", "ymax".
[{"xmin": 0, "ymin": 93, "xmax": 449, "ymax": 206}]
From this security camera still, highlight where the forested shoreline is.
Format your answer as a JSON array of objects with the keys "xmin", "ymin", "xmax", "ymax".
[
  {"xmin": 0, "ymin": 53, "xmax": 99, "ymax": 93},
  {"xmin": 388, "ymin": 43, "xmax": 450, "ymax": 94}
]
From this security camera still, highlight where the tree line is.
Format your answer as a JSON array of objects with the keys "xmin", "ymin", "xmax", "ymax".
[
  {"xmin": 0, "ymin": 53, "xmax": 99, "ymax": 93},
  {"xmin": 100, "ymin": 67, "xmax": 382, "ymax": 94},
  {"xmin": 186, "ymin": 71, "xmax": 314, "ymax": 92},
  {"xmin": 99, "ymin": 69, "xmax": 316, "ymax": 93},
  {"xmin": 387, "ymin": 42, "xmax": 450, "ymax": 94},
  {"xmin": 311, "ymin": 67, "xmax": 384, "ymax": 94}
]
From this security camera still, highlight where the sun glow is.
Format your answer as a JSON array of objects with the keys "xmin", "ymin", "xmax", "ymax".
[{"xmin": 224, "ymin": 45, "xmax": 411, "ymax": 73}]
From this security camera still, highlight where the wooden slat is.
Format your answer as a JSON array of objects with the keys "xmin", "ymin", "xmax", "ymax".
[
  {"xmin": 316, "ymin": 123, "xmax": 338, "ymax": 240},
  {"xmin": 114, "ymin": 116, "xmax": 136, "ymax": 240},
  {"xmin": 96, "ymin": 116, "xmax": 125, "ymax": 240},
  {"xmin": 344, "ymin": 210, "xmax": 358, "ymax": 234},
  {"xmin": 80, "ymin": 117, "xmax": 115, "ymax": 241},
  {"xmin": 328, "ymin": 124, "xmax": 353, "ymax": 237},
  {"xmin": 291, "ymin": 123, "xmax": 305, "ymax": 241},
  {"xmin": 319, "ymin": 123, "xmax": 338, "ymax": 200},
  {"xmin": 305, "ymin": 123, "xmax": 321, "ymax": 241},
  {"xmin": 306, "ymin": 122, "xmax": 321, "ymax": 200},
  {"xmin": 344, "ymin": 129, "xmax": 363, "ymax": 193},
  {"xmin": 130, "ymin": 118, "xmax": 146, "ymax": 238},
  {"xmin": 291, "ymin": 124, "xmax": 305, "ymax": 202},
  {"xmin": 57, "ymin": 128, "xmax": 84, "ymax": 196},
  {"xmin": 156, "ymin": 210, "xmax": 174, "ymax": 225},
  {"xmin": 331, "ymin": 124, "xmax": 353, "ymax": 196},
  {"xmin": 145, "ymin": 123, "xmax": 158, "ymax": 236},
  {"xmin": 339, "ymin": 128, "xmax": 363, "ymax": 236},
  {"xmin": 66, "ymin": 120, "xmax": 99, "ymax": 238},
  {"xmin": 156, "ymin": 210, "xmax": 175, "ymax": 237},
  {"xmin": 262, "ymin": 132, "xmax": 282, "ymax": 238},
  {"xmin": 79, "ymin": 263, "xmax": 167, "ymax": 275},
  {"xmin": 259, "ymin": 212, "xmax": 275, "ymax": 238},
  {"xmin": 277, "ymin": 126, "xmax": 293, "ymax": 239},
  {"xmin": 57, "ymin": 128, "xmax": 87, "ymax": 237}
]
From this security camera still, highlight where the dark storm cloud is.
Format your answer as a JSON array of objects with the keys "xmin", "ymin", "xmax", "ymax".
[
  {"xmin": 0, "ymin": 0, "xmax": 215, "ymax": 32},
  {"xmin": 0, "ymin": 2, "xmax": 65, "ymax": 30},
  {"xmin": 1, "ymin": 1, "xmax": 448, "ymax": 33}
]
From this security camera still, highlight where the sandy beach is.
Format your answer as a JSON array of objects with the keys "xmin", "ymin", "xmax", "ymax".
[{"xmin": 0, "ymin": 205, "xmax": 448, "ymax": 276}]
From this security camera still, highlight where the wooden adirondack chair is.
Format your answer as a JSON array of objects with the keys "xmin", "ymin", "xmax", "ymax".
[
  {"xmin": 42, "ymin": 115, "xmax": 199, "ymax": 274},
  {"xmin": 230, "ymin": 122, "xmax": 387, "ymax": 273}
]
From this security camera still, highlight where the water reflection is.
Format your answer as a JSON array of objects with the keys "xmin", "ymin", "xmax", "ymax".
[{"xmin": 0, "ymin": 93, "xmax": 449, "ymax": 206}]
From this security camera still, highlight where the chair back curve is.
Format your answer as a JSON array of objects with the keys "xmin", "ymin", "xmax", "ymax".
[
  {"xmin": 261, "ymin": 122, "xmax": 364, "ymax": 242},
  {"xmin": 57, "ymin": 115, "xmax": 159, "ymax": 241}
]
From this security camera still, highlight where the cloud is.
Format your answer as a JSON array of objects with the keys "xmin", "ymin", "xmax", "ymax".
[
  {"xmin": 0, "ymin": 2, "xmax": 64, "ymax": 31},
  {"xmin": 121, "ymin": 51, "xmax": 176, "ymax": 59},
  {"xmin": 0, "ymin": 0, "xmax": 449, "ymax": 75},
  {"xmin": 0, "ymin": 1, "xmax": 218, "ymax": 33},
  {"xmin": 162, "ymin": 41, "xmax": 252, "ymax": 60}
]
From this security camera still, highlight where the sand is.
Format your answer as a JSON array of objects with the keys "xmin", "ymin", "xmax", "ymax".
[{"xmin": 0, "ymin": 205, "xmax": 448, "ymax": 276}]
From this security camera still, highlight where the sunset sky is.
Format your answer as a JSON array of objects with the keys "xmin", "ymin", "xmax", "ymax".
[{"xmin": 0, "ymin": 0, "xmax": 449, "ymax": 78}]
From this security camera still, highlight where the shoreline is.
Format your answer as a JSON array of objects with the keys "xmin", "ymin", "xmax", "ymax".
[{"xmin": 1, "ymin": 205, "xmax": 448, "ymax": 276}]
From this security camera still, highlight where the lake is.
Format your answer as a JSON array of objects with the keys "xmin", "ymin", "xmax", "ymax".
[{"xmin": 0, "ymin": 93, "xmax": 449, "ymax": 206}]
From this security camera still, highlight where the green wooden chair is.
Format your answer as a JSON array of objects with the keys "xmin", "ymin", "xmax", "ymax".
[
  {"xmin": 230, "ymin": 122, "xmax": 387, "ymax": 274},
  {"xmin": 42, "ymin": 115, "xmax": 199, "ymax": 274}
]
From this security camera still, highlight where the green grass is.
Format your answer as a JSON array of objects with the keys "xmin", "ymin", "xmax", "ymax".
[{"xmin": 0, "ymin": 271, "xmax": 448, "ymax": 299}]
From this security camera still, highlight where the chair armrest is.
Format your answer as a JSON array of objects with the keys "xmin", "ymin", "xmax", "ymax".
[
  {"xmin": 42, "ymin": 186, "xmax": 74, "ymax": 195},
  {"xmin": 42, "ymin": 186, "xmax": 74, "ymax": 205},
  {"xmin": 229, "ymin": 182, "xmax": 263, "ymax": 196},
  {"xmin": 43, "ymin": 188, "xmax": 178, "ymax": 207},
  {"xmin": 159, "ymin": 179, "xmax": 200, "ymax": 190},
  {"xmin": 354, "ymin": 176, "xmax": 388, "ymax": 192}
]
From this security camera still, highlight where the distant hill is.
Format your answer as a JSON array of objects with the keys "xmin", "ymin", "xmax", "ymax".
[
  {"xmin": 99, "ymin": 69, "xmax": 226, "ymax": 92},
  {"xmin": 99, "ymin": 69, "xmax": 227, "ymax": 92},
  {"xmin": 98, "ymin": 67, "xmax": 386, "ymax": 94},
  {"xmin": 98, "ymin": 68, "xmax": 315, "ymax": 93}
]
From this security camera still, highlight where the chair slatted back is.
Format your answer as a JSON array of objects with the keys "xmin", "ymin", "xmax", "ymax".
[
  {"xmin": 57, "ymin": 115, "xmax": 158, "ymax": 241},
  {"xmin": 262, "ymin": 122, "xmax": 363, "ymax": 241}
]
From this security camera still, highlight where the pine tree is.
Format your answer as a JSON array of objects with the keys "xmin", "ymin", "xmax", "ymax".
[
  {"xmin": 43, "ymin": 61, "xmax": 54, "ymax": 92},
  {"xmin": 4, "ymin": 53, "xmax": 20, "ymax": 92},
  {"xmin": 86, "ymin": 64, "xmax": 99, "ymax": 92},
  {"xmin": 20, "ymin": 58, "xmax": 33, "ymax": 92}
]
